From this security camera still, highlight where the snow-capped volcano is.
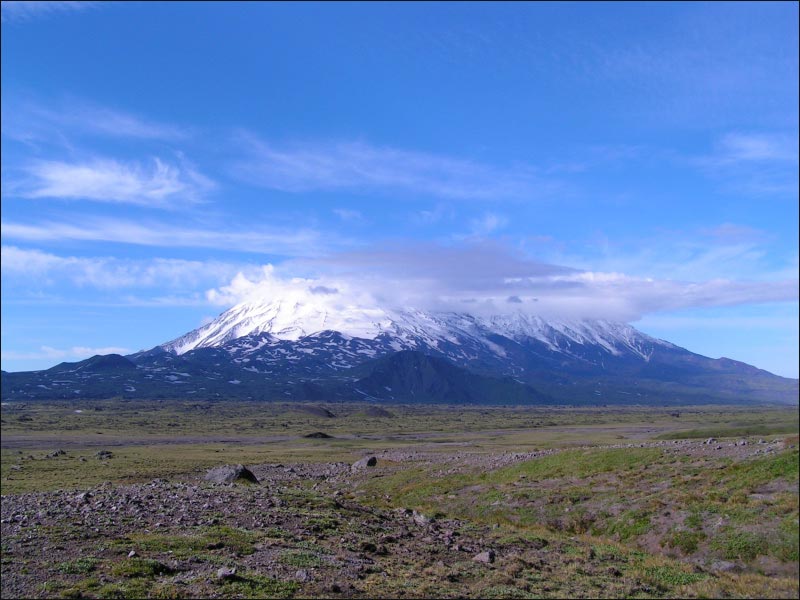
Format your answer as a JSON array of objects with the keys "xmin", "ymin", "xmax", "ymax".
[
  {"xmin": 5, "ymin": 294, "xmax": 797, "ymax": 405},
  {"xmin": 162, "ymin": 296, "xmax": 668, "ymax": 364}
]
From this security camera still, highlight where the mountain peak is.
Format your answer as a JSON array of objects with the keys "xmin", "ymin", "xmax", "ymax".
[
  {"xmin": 162, "ymin": 297, "xmax": 396, "ymax": 354},
  {"xmin": 160, "ymin": 295, "xmax": 668, "ymax": 365}
]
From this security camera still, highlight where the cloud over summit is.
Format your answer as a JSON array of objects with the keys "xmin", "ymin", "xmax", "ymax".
[{"xmin": 202, "ymin": 242, "xmax": 799, "ymax": 323}]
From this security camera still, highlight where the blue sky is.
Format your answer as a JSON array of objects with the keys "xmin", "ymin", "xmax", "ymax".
[{"xmin": 1, "ymin": 1, "xmax": 798, "ymax": 377}]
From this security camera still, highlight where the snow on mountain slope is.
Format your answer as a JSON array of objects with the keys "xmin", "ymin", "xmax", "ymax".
[
  {"xmin": 163, "ymin": 298, "xmax": 395, "ymax": 354},
  {"xmin": 161, "ymin": 296, "xmax": 670, "ymax": 363}
]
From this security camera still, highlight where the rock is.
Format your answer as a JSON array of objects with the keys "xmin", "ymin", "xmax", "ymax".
[
  {"xmin": 95, "ymin": 450, "xmax": 113, "ymax": 460},
  {"xmin": 351, "ymin": 456, "xmax": 377, "ymax": 471},
  {"xmin": 412, "ymin": 510, "xmax": 430, "ymax": 526},
  {"xmin": 46, "ymin": 450, "xmax": 66, "ymax": 458},
  {"xmin": 473, "ymin": 550, "xmax": 496, "ymax": 564},
  {"xmin": 204, "ymin": 465, "xmax": 259, "ymax": 484},
  {"xmin": 704, "ymin": 438, "xmax": 716, "ymax": 445},
  {"xmin": 711, "ymin": 560, "xmax": 740, "ymax": 573},
  {"xmin": 304, "ymin": 431, "xmax": 333, "ymax": 439},
  {"xmin": 216, "ymin": 566, "xmax": 237, "ymax": 579},
  {"xmin": 295, "ymin": 569, "xmax": 309, "ymax": 582},
  {"xmin": 128, "ymin": 550, "xmax": 138, "ymax": 558}
]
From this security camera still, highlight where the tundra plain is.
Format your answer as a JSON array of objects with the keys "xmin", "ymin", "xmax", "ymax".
[{"xmin": 1, "ymin": 401, "xmax": 798, "ymax": 599}]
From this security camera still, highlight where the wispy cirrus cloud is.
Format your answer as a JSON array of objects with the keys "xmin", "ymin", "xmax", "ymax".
[
  {"xmin": 332, "ymin": 208, "xmax": 364, "ymax": 222},
  {"xmin": 9, "ymin": 157, "xmax": 214, "ymax": 207},
  {"xmin": 1, "ymin": 217, "xmax": 334, "ymax": 256},
  {"xmin": 0, "ymin": 1, "xmax": 95, "ymax": 22},
  {"xmin": 230, "ymin": 133, "xmax": 560, "ymax": 201},
  {"xmin": 0, "ymin": 345, "xmax": 131, "ymax": 361},
  {"xmin": 712, "ymin": 132, "xmax": 798, "ymax": 164},
  {"xmin": 693, "ymin": 131, "xmax": 799, "ymax": 197},
  {"xmin": 0, "ymin": 245, "xmax": 253, "ymax": 290},
  {"xmin": 542, "ymin": 223, "xmax": 798, "ymax": 286},
  {"xmin": 2, "ymin": 95, "xmax": 189, "ymax": 144},
  {"xmin": 467, "ymin": 212, "xmax": 508, "ymax": 237}
]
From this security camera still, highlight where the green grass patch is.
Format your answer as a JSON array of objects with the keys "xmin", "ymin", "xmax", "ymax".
[
  {"xmin": 710, "ymin": 530, "xmax": 769, "ymax": 561},
  {"xmin": 665, "ymin": 530, "xmax": 706, "ymax": 554},
  {"xmin": 55, "ymin": 557, "xmax": 99, "ymax": 574},
  {"xmin": 110, "ymin": 558, "xmax": 174, "ymax": 578},
  {"xmin": 655, "ymin": 422, "xmax": 799, "ymax": 440},
  {"xmin": 95, "ymin": 579, "xmax": 152, "ymax": 599},
  {"xmin": 278, "ymin": 550, "xmax": 324, "ymax": 568},
  {"xmin": 218, "ymin": 574, "xmax": 299, "ymax": 599},
  {"xmin": 640, "ymin": 564, "xmax": 707, "ymax": 587},
  {"xmin": 718, "ymin": 448, "xmax": 799, "ymax": 491},
  {"xmin": 114, "ymin": 525, "xmax": 263, "ymax": 558}
]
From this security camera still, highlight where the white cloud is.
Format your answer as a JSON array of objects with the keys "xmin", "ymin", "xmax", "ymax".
[
  {"xmin": 203, "ymin": 242, "xmax": 799, "ymax": 322},
  {"xmin": 230, "ymin": 133, "xmax": 560, "ymax": 201},
  {"xmin": 1, "ymin": 217, "xmax": 330, "ymax": 255},
  {"xmin": 13, "ymin": 157, "xmax": 213, "ymax": 207},
  {"xmin": 692, "ymin": 132, "xmax": 799, "ymax": 197},
  {"xmin": 414, "ymin": 203, "xmax": 454, "ymax": 225},
  {"xmin": 1, "ymin": 1, "xmax": 94, "ymax": 22},
  {"xmin": 542, "ymin": 225, "xmax": 797, "ymax": 286},
  {"xmin": 468, "ymin": 212, "xmax": 508, "ymax": 236},
  {"xmin": 2, "ymin": 96, "xmax": 189, "ymax": 145},
  {"xmin": 333, "ymin": 208, "xmax": 364, "ymax": 222},
  {"xmin": 1, "ymin": 345, "xmax": 131, "ymax": 361},
  {"xmin": 715, "ymin": 133, "xmax": 798, "ymax": 163},
  {"xmin": 0, "ymin": 245, "xmax": 251, "ymax": 289}
]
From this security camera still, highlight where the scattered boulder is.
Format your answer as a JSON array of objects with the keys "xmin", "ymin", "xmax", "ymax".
[
  {"xmin": 711, "ymin": 560, "xmax": 741, "ymax": 573},
  {"xmin": 216, "ymin": 566, "xmax": 237, "ymax": 580},
  {"xmin": 351, "ymin": 456, "xmax": 378, "ymax": 471},
  {"xmin": 295, "ymin": 569, "xmax": 309, "ymax": 582},
  {"xmin": 412, "ymin": 510, "xmax": 431, "ymax": 527},
  {"xmin": 95, "ymin": 450, "xmax": 113, "ymax": 460},
  {"xmin": 704, "ymin": 438, "xmax": 716, "ymax": 445},
  {"xmin": 473, "ymin": 550, "xmax": 496, "ymax": 564},
  {"xmin": 204, "ymin": 464, "xmax": 260, "ymax": 484},
  {"xmin": 46, "ymin": 449, "xmax": 66, "ymax": 458},
  {"xmin": 304, "ymin": 431, "xmax": 334, "ymax": 439}
]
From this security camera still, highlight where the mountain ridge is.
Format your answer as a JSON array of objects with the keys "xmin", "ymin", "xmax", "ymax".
[{"xmin": 2, "ymin": 297, "xmax": 797, "ymax": 405}]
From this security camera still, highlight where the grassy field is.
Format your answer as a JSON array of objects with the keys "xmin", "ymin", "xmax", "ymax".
[
  {"xmin": 2, "ymin": 401, "xmax": 797, "ymax": 494},
  {"xmin": 1, "ymin": 401, "xmax": 798, "ymax": 598}
]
